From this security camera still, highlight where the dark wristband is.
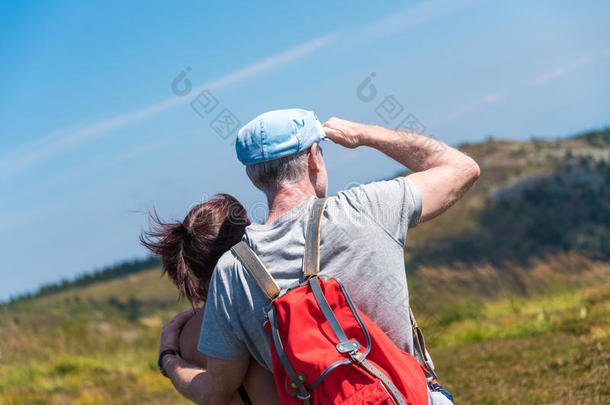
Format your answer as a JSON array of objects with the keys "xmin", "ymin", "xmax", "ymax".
[{"xmin": 158, "ymin": 349, "xmax": 181, "ymax": 377}]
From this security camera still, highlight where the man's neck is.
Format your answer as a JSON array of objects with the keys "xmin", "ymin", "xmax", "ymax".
[{"xmin": 265, "ymin": 182, "xmax": 316, "ymax": 225}]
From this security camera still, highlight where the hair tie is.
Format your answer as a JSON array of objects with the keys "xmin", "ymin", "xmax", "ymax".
[{"xmin": 185, "ymin": 225, "xmax": 195, "ymax": 238}]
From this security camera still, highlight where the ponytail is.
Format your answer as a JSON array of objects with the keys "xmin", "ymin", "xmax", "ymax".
[{"xmin": 141, "ymin": 194, "xmax": 250, "ymax": 305}]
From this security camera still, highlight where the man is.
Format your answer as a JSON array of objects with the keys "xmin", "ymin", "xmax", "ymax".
[{"xmin": 158, "ymin": 109, "xmax": 480, "ymax": 404}]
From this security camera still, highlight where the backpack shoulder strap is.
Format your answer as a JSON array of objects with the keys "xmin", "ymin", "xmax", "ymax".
[
  {"xmin": 231, "ymin": 241, "xmax": 280, "ymax": 300},
  {"xmin": 409, "ymin": 307, "xmax": 438, "ymax": 379},
  {"xmin": 302, "ymin": 197, "xmax": 329, "ymax": 277}
]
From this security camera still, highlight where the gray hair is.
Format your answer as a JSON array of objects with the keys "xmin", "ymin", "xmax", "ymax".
[{"xmin": 245, "ymin": 149, "xmax": 311, "ymax": 194}]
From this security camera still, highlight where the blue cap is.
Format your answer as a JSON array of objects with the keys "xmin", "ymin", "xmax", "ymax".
[{"xmin": 235, "ymin": 108, "xmax": 327, "ymax": 165}]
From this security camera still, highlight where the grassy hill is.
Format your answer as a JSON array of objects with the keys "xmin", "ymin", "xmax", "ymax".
[
  {"xmin": 1, "ymin": 129, "xmax": 609, "ymax": 404},
  {"xmin": 406, "ymin": 129, "xmax": 610, "ymax": 268},
  {"xmin": 0, "ymin": 268, "xmax": 191, "ymax": 405}
]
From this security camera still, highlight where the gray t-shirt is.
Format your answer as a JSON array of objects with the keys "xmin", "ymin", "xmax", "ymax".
[{"xmin": 198, "ymin": 176, "xmax": 422, "ymax": 371}]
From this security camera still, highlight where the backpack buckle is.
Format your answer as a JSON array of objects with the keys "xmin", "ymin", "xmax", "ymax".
[
  {"xmin": 336, "ymin": 340, "xmax": 360, "ymax": 354},
  {"xmin": 296, "ymin": 392, "xmax": 311, "ymax": 400},
  {"xmin": 288, "ymin": 373, "xmax": 307, "ymax": 390},
  {"xmin": 350, "ymin": 350, "xmax": 365, "ymax": 364}
]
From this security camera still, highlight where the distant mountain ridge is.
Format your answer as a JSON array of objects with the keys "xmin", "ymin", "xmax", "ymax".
[
  {"xmin": 405, "ymin": 127, "xmax": 610, "ymax": 269},
  {"xmin": 4, "ymin": 256, "xmax": 160, "ymax": 305},
  {"xmin": 5, "ymin": 127, "xmax": 609, "ymax": 306}
]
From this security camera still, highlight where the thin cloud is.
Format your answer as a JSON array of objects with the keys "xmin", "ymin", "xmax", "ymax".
[
  {"xmin": 532, "ymin": 66, "xmax": 567, "ymax": 86},
  {"xmin": 483, "ymin": 92, "xmax": 503, "ymax": 104},
  {"xmin": 2, "ymin": 0, "xmax": 480, "ymax": 179},
  {"xmin": 530, "ymin": 56, "xmax": 591, "ymax": 86},
  {"xmin": 443, "ymin": 49, "xmax": 606, "ymax": 125},
  {"xmin": 0, "ymin": 34, "xmax": 335, "ymax": 179},
  {"xmin": 194, "ymin": 35, "xmax": 334, "ymax": 92},
  {"xmin": 110, "ymin": 141, "xmax": 164, "ymax": 166},
  {"xmin": 359, "ymin": 0, "xmax": 481, "ymax": 41},
  {"xmin": 5, "ymin": 141, "xmax": 164, "ymax": 206}
]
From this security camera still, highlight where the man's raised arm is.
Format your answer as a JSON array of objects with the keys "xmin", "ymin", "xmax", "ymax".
[{"xmin": 322, "ymin": 117, "xmax": 480, "ymax": 222}]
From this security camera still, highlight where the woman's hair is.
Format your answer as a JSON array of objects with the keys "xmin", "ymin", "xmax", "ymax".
[{"xmin": 140, "ymin": 193, "xmax": 250, "ymax": 306}]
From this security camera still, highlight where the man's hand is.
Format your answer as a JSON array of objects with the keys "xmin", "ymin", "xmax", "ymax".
[
  {"xmin": 159, "ymin": 309, "xmax": 250, "ymax": 404},
  {"xmin": 160, "ymin": 308, "xmax": 195, "ymax": 354},
  {"xmin": 322, "ymin": 117, "xmax": 367, "ymax": 149}
]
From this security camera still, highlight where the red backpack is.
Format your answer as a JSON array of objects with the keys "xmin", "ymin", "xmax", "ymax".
[{"xmin": 231, "ymin": 198, "xmax": 431, "ymax": 405}]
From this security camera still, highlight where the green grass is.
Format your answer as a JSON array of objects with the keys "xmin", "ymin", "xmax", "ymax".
[
  {"xmin": 1, "ymin": 260, "xmax": 608, "ymax": 404},
  {"xmin": 0, "ymin": 268, "xmax": 193, "ymax": 405},
  {"xmin": 424, "ymin": 283, "xmax": 610, "ymax": 347},
  {"xmin": 433, "ymin": 331, "xmax": 609, "ymax": 404},
  {"xmin": 411, "ymin": 260, "xmax": 610, "ymax": 404}
]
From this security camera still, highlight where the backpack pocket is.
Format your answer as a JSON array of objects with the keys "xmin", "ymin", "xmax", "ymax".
[{"xmin": 337, "ymin": 379, "xmax": 399, "ymax": 405}]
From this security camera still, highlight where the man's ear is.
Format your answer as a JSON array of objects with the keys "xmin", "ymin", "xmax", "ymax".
[{"xmin": 308, "ymin": 143, "xmax": 322, "ymax": 172}]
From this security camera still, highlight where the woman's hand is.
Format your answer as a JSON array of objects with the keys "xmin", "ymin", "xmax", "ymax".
[{"xmin": 159, "ymin": 308, "xmax": 195, "ymax": 354}]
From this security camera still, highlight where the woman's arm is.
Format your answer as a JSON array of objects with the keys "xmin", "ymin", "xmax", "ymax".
[
  {"xmin": 179, "ymin": 309, "xmax": 280, "ymax": 405},
  {"xmin": 160, "ymin": 310, "xmax": 249, "ymax": 405},
  {"xmin": 179, "ymin": 309, "xmax": 209, "ymax": 368}
]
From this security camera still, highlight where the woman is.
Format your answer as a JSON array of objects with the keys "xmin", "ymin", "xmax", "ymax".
[{"xmin": 141, "ymin": 193, "xmax": 279, "ymax": 404}]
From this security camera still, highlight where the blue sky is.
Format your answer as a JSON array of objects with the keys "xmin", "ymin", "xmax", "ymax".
[{"xmin": 1, "ymin": 0, "xmax": 609, "ymax": 301}]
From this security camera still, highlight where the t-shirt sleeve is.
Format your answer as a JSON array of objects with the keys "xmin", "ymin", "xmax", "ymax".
[
  {"xmin": 336, "ymin": 176, "xmax": 422, "ymax": 246},
  {"xmin": 197, "ymin": 264, "xmax": 249, "ymax": 361}
]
